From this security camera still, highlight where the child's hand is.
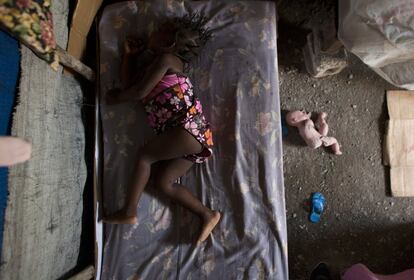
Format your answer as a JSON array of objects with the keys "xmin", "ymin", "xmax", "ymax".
[{"xmin": 123, "ymin": 38, "xmax": 145, "ymax": 55}]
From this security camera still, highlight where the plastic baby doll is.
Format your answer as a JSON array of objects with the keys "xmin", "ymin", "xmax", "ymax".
[{"xmin": 286, "ymin": 110, "xmax": 342, "ymax": 155}]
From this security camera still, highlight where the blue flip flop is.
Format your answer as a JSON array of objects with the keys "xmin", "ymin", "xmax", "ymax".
[{"xmin": 309, "ymin": 192, "xmax": 326, "ymax": 223}]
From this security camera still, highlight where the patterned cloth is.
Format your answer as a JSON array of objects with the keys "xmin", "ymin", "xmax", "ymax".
[
  {"xmin": 143, "ymin": 73, "xmax": 213, "ymax": 163},
  {"xmin": 0, "ymin": 0, "xmax": 58, "ymax": 69}
]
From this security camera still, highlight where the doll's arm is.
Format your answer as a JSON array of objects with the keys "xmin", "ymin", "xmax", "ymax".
[
  {"xmin": 289, "ymin": 111, "xmax": 310, "ymax": 124},
  {"xmin": 316, "ymin": 112, "xmax": 329, "ymax": 136}
]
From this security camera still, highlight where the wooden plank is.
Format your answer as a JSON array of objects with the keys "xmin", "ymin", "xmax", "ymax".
[{"xmin": 68, "ymin": 266, "xmax": 95, "ymax": 280}]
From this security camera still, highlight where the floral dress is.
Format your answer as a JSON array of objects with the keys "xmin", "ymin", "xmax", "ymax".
[{"xmin": 142, "ymin": 73, "xmax": 213, "ymax": 163}]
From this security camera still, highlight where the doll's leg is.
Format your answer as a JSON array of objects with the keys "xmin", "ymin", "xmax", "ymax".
[
  {"xmin": 321, "ymin": 136, "xmax": 342, "ymax": 155},
  {"xmin": 103, "ymin": 127, "xmax": 203, "ymax": 224},
  {"xmin": 316, "ymin": 112, "xmax": 329, "ymax": 136},
  {"xmin": 155, "ymin": 158, "xmax": 221, "ymax": 244}
]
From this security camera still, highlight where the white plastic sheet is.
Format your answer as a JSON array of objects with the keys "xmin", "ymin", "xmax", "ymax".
[{"xmin": 339, "ymin": 0, "xmax": 414, "ymax": 89}]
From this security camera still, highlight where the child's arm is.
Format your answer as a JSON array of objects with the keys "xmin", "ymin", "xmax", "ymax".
[
  {"xmin": 120, "ymin": 38, "xmax": 145, "ymax": 88},
  {"xmin": 120, "ymin": 52, "xmax": 133, "ymax": 88},
  {"xmin": 111, "ymin": 54, "xmax": 180, "ymax": 103}
]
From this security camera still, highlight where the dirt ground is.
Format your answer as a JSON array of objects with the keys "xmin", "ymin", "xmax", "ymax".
[{"xmin": 276, "ymin": 1, "xmax": 414, "ymax": 279}]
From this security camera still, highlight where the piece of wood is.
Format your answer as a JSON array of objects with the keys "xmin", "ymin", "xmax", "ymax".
[
  {"xmin": 66, "ymin": 0, "xmax": 103, "ymax": 60},
  {"xmin": 68, "ymin": 266, "xmax": 95, "ymax": 280},
  {"xmin": 303, "ymin": 30, "xmax": 347, "ymax": 78},
  {"xmin": 56, "ymin": 45, "xmax": 95, "ymax": 81},
  {"xmin": 320, "ymin": 16, "xmax": 343, "ymax": 54},
  {"xmin": 384, "ymin": 90, "xmax": 414, "ymax": 197}
]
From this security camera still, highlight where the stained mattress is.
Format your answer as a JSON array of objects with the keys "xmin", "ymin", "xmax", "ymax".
[{"xmin": 98, "ymin": 1, "xmax": 287, "ymax": 279}]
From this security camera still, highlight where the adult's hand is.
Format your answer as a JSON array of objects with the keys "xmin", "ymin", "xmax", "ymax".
[{"xmin": 0, "ymin": 136, "xmax": 32, "ymax": 167}]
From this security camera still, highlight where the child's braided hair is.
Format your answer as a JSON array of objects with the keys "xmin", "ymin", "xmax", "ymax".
[{"xmin": 171, "ymin": 12, "xmax": 212, "ymax": 63}]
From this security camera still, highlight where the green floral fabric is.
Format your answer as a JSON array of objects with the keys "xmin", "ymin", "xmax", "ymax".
[{"xmin": 0, "ymin": 0, "xmax": 58, "ymax": 69}]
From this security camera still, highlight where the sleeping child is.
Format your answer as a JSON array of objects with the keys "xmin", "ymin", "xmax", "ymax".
[{"xmin": 103, "ymin": 13, "xmax": 221, "ymax": 245}]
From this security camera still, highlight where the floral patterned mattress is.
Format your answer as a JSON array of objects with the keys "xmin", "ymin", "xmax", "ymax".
[{"xmin": 98, "ymin": 1, "xmax": 287, "ymax": 279}]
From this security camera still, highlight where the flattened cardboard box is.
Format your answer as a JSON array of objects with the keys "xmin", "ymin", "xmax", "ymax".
[{"xmin": 384, "ymin": 91, "xmax": 414, "ymax": 197}]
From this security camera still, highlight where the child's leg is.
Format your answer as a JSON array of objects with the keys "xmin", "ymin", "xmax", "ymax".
[
  {"xmin": 316, "ymin": 112, "xmax": 329, "ymax": 136},
  {"xmin": 155, "ymin": 158, "xmax": 221, "ymax": 245},
  {"xmin": 103, "ymin": 127, "xmax": 203, "ymax": 224}
]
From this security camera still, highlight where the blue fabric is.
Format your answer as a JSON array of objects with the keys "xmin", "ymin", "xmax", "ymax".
[{"xmin": 0, "ymin": 30, "xmax": 20, "ymax": 255}]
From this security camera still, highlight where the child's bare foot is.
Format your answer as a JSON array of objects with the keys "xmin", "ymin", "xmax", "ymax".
[
  {"xmin": 103, "ymin": 210, "xmax": 137, "ymax": 224},
  {"xmin": 196, "ymin": 211, "xmax": 221, "ymax": 245}
]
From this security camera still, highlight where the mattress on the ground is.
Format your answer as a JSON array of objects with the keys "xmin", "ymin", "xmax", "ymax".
[{"xmin": 98, "ymin": 1, "xmax": 287, "ymax": 279}]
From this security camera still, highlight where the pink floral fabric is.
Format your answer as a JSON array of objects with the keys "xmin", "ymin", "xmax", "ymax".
[{"xmin": 143, "ymin": 73, "xmax": 213, "ymax": 163}]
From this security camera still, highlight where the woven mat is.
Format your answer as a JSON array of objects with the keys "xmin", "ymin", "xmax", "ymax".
[{"xmin": 0, "ymin": 1, "xmax": 87, "ymax": 279}]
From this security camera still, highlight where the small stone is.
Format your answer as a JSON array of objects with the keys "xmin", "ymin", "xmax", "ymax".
[
  {"xmin": 312, "ymin": 84, "xmax": 316, "ymax": 88},
  {"xmin": 292, "ymin": 213, "xmax": 297, "ymax": 218},
  {"xmin": 352, "ymin": 104, "xmax": 357, "ymax": 109},
  {"xmin": 390, "ymin": 201, "xmax": 395, "ymax": 206},
  {"xmin": 348, "ymin": 74, "xmax": 353, "ymax": 79},
  {"xmin": 347, "ymin": 81, "xmax": 351, "ymax": 85}
]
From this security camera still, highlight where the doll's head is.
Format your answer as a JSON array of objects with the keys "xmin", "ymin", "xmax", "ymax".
[
  {"xmin": 286, "ymin": 110, "xmax": 311, "ymax": 126},
  {"xmin": 148, "ymin": 13, "xmax": 212, "ymax": 63}
]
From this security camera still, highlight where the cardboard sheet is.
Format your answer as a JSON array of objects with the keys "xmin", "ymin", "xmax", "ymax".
[{"xmin": 384, "ymin": 91, "xmax": 414, "ymax": 197}]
